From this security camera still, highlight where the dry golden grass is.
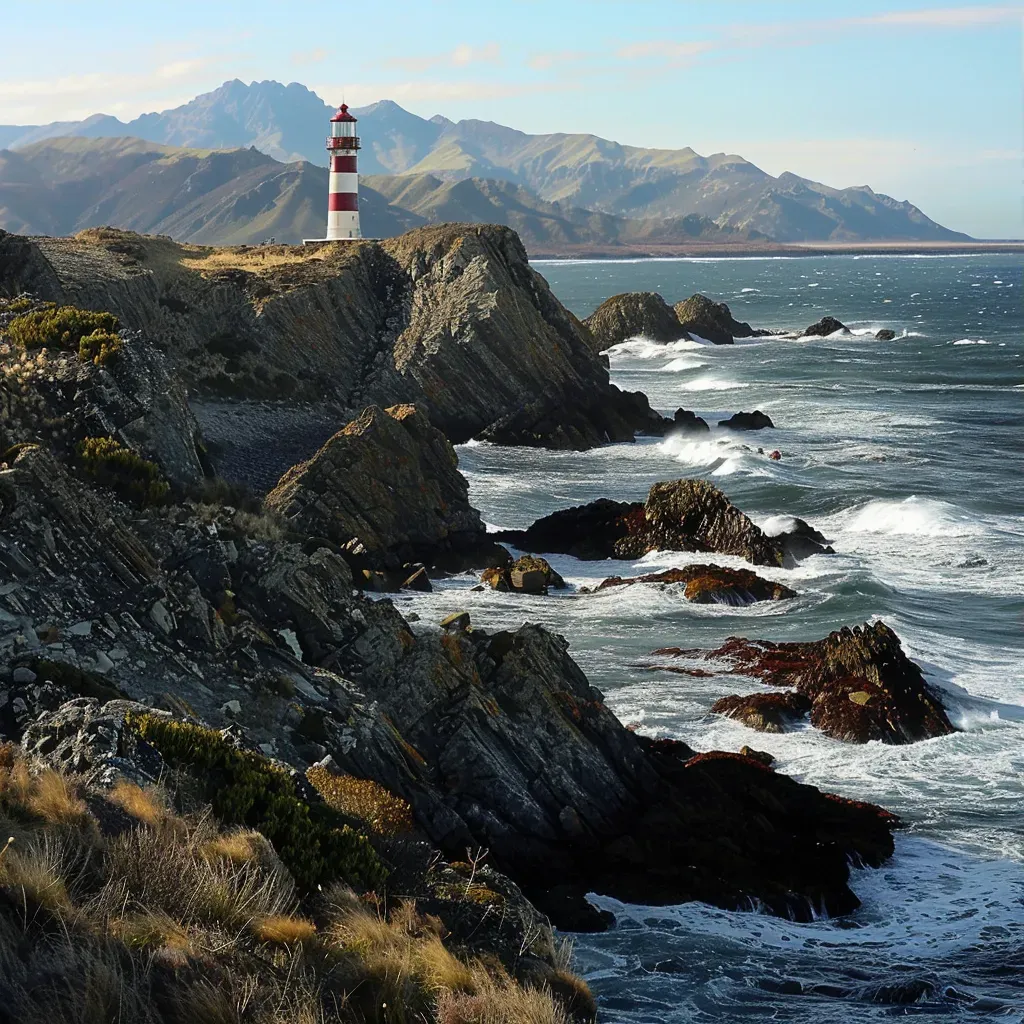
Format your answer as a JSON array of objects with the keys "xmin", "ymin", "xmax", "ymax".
[
  {"xmin": 436, "ymin": 982, "xmax": 571, "ymax": 1024},
  {"xmin": 201, "ymin": 829, "xmax": 267, "ymax": 866},
  {"xmin": 111, "ymin": 910, "xmax": 191, "ymax": 951},
  {"xmin": 108, "ymin": 782, "xmax": 168, "ymax": 828},
  {"xmin": 306, "ymin": 765, "xmax": 414, "ymax": 837},
  {"xmin": 180, "ymin": 246, "xmax": 338, "ymax": 274},
  {"xmin": 251, "ymin": 913, "xmax": 317, "ymax": 945},
  {"xmin": 0, "ymin": 842, "xmax": 74, "ymax": 914}
]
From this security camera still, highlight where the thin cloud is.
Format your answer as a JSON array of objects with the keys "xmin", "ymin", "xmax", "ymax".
[
  {"xmin": 291, "ymin": 47, "xmax": 328, "ymax": 66},
  {"xmin": 385, "ymin": 43, "xmax": 501, "ymax": 74},
  {"xmin": 527, "ymin": 49, "xmax": 591, "ymax": 70},
  {"xmin": 858, "ymin": 5, "xmax": 1024, "ymax": 27}
]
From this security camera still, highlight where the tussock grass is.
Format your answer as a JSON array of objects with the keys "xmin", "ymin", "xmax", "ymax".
[{"xmin": 0, "ymin": 745, "xmax": 593, "ymax": 1023}]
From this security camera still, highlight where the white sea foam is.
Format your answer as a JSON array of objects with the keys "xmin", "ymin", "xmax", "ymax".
[
  {"xmin": 844, "ymin": 496, "xmax": 980, "ymax": 538},
  {"xmin": 680, "ymin": 375, "xmax": 748, "ymax": 392},
  {"xmin": 605, "ymin": 337, "xmax": 707, "ymax": 360},
  {"xmin": 661, "ymin": 356, "xmax": 706, "ymax": 372},
  {"xmin": 951, "ymin": 338, "xmax": 989, "ymax": 345}
]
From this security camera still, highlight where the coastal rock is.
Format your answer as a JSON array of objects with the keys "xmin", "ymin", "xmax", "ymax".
[
  {"xmin": 719, "ymin": 410, "xmax": 774, "ymax": 431},
  {"xmin": 674, "ymin": 621, "xmax": 955, "ymax": 744},
  {"xmin": 712, "ymin": 691, "xmax": 812, "ymax": 732},
  {"xmin": 596, "ymin": 565, "xmax": 796, "ymax": 605},
  {"xmin": 498, "ymin": 480, "xmax": 789, "ymax": 567},
  {"xmin": 0, "ymin": 442, "xmax": 899, "ymax": 928},
  {"xmin": 264, "ymin": 404, "xmax": 506, "ymax": 570},
  {"xmin": 0, "ymin": 309, "xmax": 204, "ymax": 488},
  {"xmin": 671, "ymin": 408, "xmax": 710, "ymax": 434},
  {"xmin": 769, "ymin": 516, "xmax": 835, "ymax": 560},
  {"xmin": 583, "ymin": 291, "xmax": 687, "ymax": 350},
  {"xmin": 803, "ymin": 316, "xmax": 849, "ymax": 337},
  {"xmin": 875, "ymin": 329, "xmax": 897, "ymax": 340},
  {"xmin": 674, "ymin": 293, "xmax": 765, "ymax": 345},
  {"xmin": 481, "ymin": 555, "xmax": 566, "ymax": 594},
  {"xmin": 0, "ymin": 224, "xmax": 667, "ymax": 457}
]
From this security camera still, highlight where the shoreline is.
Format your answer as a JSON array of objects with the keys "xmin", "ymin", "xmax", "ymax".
[{"xmin": 528, "ymin": 239, "xmax": 1024, "ymax": 260}]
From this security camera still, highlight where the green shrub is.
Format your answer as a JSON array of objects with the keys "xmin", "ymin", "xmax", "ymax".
[
  {"xmin": 129, "ymin": 714, "xmax": 387, "ymax": 893},
  {"xmin": 8, "ymin": 305, "xmax": 119, "ymax": 354},
  {"xmin": 75, "ymin": 436, "xmax": 170, "ymax": 506},
  {"xmin": 77, "ymin": 330, "xmax": 122, "ymax": 366}
]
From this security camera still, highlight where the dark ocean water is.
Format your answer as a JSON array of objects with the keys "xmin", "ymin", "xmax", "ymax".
[{"xmin": 397, "ymin": 255, "xmax": 1024, "ymax": 1021}]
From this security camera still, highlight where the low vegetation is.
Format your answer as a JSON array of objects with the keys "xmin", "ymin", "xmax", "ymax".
[
  {"xmin": 75, "ymin": 436, "xmax": 171, "ymax": 506},
  {"xmin": 0, "ymin": 744, "xmax": 587, "ymax": 1023},
  {"xmin": 307, "ymin": 763, "xmax": 415, "ymax": 838},
  {"xmin": 7, "ymin": 304, "xmax": 123, "ymax": 365}
]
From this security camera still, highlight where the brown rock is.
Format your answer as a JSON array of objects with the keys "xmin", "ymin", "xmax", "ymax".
[
  {"xmin": 482, "ymin": 555, "xmax": 566, "ymax": 595},
  {"xmin": 497, "ymin": 480, "xmax": 789, "ymax": 568},
  {"xmin": 596, "ymin": 565, "xmax": 796, "ymax": 605},
  {"xmin": 712, "ymin": 691, "xmax": 812, "ymax": 733},
  {"xmin": 673, "ymin": 294, "xmax": 768, "ymax": 346},
  {"xmin": 583, "ymin": 291, "xmax": 687, "ymax": 350},
  {"xmin": 265, "ymin": 403, "xmax": 504, "ymax": 570},
  {"xmin": 678, "ymin": 621, "xmax": 955, "ymax": 744}
]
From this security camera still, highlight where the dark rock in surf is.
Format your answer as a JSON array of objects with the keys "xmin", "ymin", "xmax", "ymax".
[
  {"xmin": 672, "ymin": 621, "xmax": 955, "ymax": 744},
  {"xmin": 481, "ymin": 555, "xmax": 566, "ymax": 595},
  {"xmin": 803, "ymin": 316, "xmax": 849, "ymax": 337},
  {"xmin": 719, "ymin": 410, "xmax": 774, "ymax": 431},
  {"xmin": 875, "ymin": 329, "xmax": 897, "ymax": 340},
  {"xmin": 671, "ymin": 408, "xmax": 710, "ymax": 434},
  {"xmin": 712, "ymin": 691, "xmax": 813, "ymax": 733},
  {"xmin": 770, "ymin": 516, "xmax": 835, "ymax": 560},
  {"xmin": 674, "ymin": 293, "xmax": 768, "ymax": 346},
  {"xmin": 583, "ymin": 291, "xmax": 687, "ymax": 350},
  {"xmin": 497, "ymin": 479, "xmax": 788, "ymax": 567},
  {"xmin": 596, "ymin": 565, "xmax": 796, "ymax": 605}
]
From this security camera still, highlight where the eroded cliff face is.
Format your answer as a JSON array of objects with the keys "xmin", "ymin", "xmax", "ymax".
[{"xmin": 0, "ymin": 225, "xmax": 665, "ymax": 454}]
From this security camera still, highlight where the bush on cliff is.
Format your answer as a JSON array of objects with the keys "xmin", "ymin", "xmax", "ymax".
[
  {"xmin": 0, "ymin": 743, "xmax": 586, "ymax": 1023},
  {"xmin": 8, "ymin": 304, "xmax": 122, "ymax": 364},
  {"xmin": 129, "ymin": 714, "xmax": 387, "ymax": 893},
  {"xmin": 75, "ymin": 435, "xmax": 170, "ymax": 506}
]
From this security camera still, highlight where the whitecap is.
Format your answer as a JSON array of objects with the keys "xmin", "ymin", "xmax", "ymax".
[
  {"xmin": 680, "ymin": 375, "xmax": 749, "ymax": 392},
  {"xmin": 661, "ymin": 356, "xmax": 706, "ymax": 372},
  {"xmin": 844, "ymin": 496, "xmax": 980, "ymax": 538},
  {"xmin": 604, "ymin": 336, "xmax": 707, "ymax": 359}
]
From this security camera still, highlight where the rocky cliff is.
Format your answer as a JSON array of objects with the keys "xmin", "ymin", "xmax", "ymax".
[{"xmin": 0, "ymin": 225, "xmax": 666, "ymax": 463}]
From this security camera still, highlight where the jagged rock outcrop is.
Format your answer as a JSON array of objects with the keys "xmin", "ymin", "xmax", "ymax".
[
  {"xmin": 499, "ymin": 480, "xmax": 789, "ymax": 567},
  {"xmin": 481, "ymin": 555, "xmax": 566, "ymax": 594},
  {"xmin": 660, "ymin": 622, "xmax": 955, "ymax": 744},
  {"xmin": 719, "ymin": 410, "xmax": 774, "ymax": 431},
  {"xmin": 264, "ymin": 403, "xmax": 504, "ymax": 570},
  {"xmin": 0, "ymin": 302, "xmax": 204, "ymax": 487},
  {"xmin": 0, "ymin": 444, "xmax": 899, "ymax": 926},
  {"xmin": 674, "ymin": 293, "xmax": 767, "ymax": 345},
  {"xmin": 0, "ymin": 225, "xmax": 667, "ymax": 458},
  {"xmin": 712, "ymin": 690, "xmax": 812, "ymax": 732},
  {"xmin": 876, "ymin": 328, "xmax": 897, "ymax": 340},
  {"xmin": 803, "ymin": 316, "xmax": 849, "ymax": 337},
  {"xmin": 669, "ymin": 408, "xmax": 710, "ymax": 434},
  {"xmin": 582, "ymin": 291, "xmax": 687, "ymax": 350},
  {"xmin": 594, "ymin": 565, "xmax": 796, "ymax": 605}
]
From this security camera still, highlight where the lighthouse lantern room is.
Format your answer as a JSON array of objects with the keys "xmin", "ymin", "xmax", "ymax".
[{"xmin": 324, "ymin": 103, "xmax": 361, "ymax": 240}]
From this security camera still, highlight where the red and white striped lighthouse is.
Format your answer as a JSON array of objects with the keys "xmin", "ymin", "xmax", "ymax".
[{"xmin": 325, "ymin": 103, "xmax": 361, "ymax": 240}]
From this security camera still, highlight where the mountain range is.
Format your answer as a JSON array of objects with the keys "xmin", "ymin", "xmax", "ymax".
[{"xmin": 0, "ymin": 79, "xmax": 970, "ymax": 246}]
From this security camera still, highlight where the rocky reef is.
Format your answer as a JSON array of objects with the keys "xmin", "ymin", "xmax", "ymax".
[
  {"xmin": 497, "ymin": 479, "xmax": 829, "ymax": 567},
  {"xmin": 0, "ymin": 225, "xmax": 666, "ymax": 459},
  {"xmin": 593, "ymin": 566, "xmax": 796, "ymax": 605},
  {"xmin": 658, "ymin": 622, "xmax": 955, "ymax": 744}
]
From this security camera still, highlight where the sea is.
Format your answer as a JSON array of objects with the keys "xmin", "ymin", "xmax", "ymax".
[{"xmin": 397, "ymin": 254, "xmax": 1024, "ymax": 1021}]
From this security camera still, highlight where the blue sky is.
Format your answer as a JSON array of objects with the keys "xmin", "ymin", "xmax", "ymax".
[{"xmin": 1, "ymin": 1, "xmax": 1021, "ymax": 237}]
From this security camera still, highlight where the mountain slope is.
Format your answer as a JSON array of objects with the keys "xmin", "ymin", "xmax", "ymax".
[
  {"xmin": 0, "ymin": 81, "xmax": 970, "ymax": 241},
  {"xmin": 0, "ymin": 137, "xmax": 422, "ymax": 244}
]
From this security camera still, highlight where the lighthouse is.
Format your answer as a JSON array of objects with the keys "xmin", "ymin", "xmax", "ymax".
[{"xmin": 324, "ymin": 102, "xmax": 360, "ymax": 240}]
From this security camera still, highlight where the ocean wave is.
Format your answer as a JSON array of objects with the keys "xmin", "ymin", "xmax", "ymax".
[
  {"xmin": 951, "ymin": 338, "xmax": 989, "ymax": 345},
  {"xmin": 661, "ymin": 356, "xmax": 706, "ymax": 372},
  {"xmin": 844, "ymin": 496, "xmax": 980, "ymax": 538},
  {"xmin": 605, "ymin": 337, "xmax": 708, "ymax": 359},
  {"xmin": 680, "ymin": 375, "xmax": 749, "ymax": 392}
]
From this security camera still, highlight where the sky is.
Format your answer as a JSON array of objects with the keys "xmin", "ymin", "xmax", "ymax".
[{"xmin": 1, "ymin": 1, "xmax": 1021, "ymax": 238}]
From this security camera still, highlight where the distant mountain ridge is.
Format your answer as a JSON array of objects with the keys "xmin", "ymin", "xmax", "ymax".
[{"xmin": 0, "ymin": 79, "xmax": 969, "ymax": 242}]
